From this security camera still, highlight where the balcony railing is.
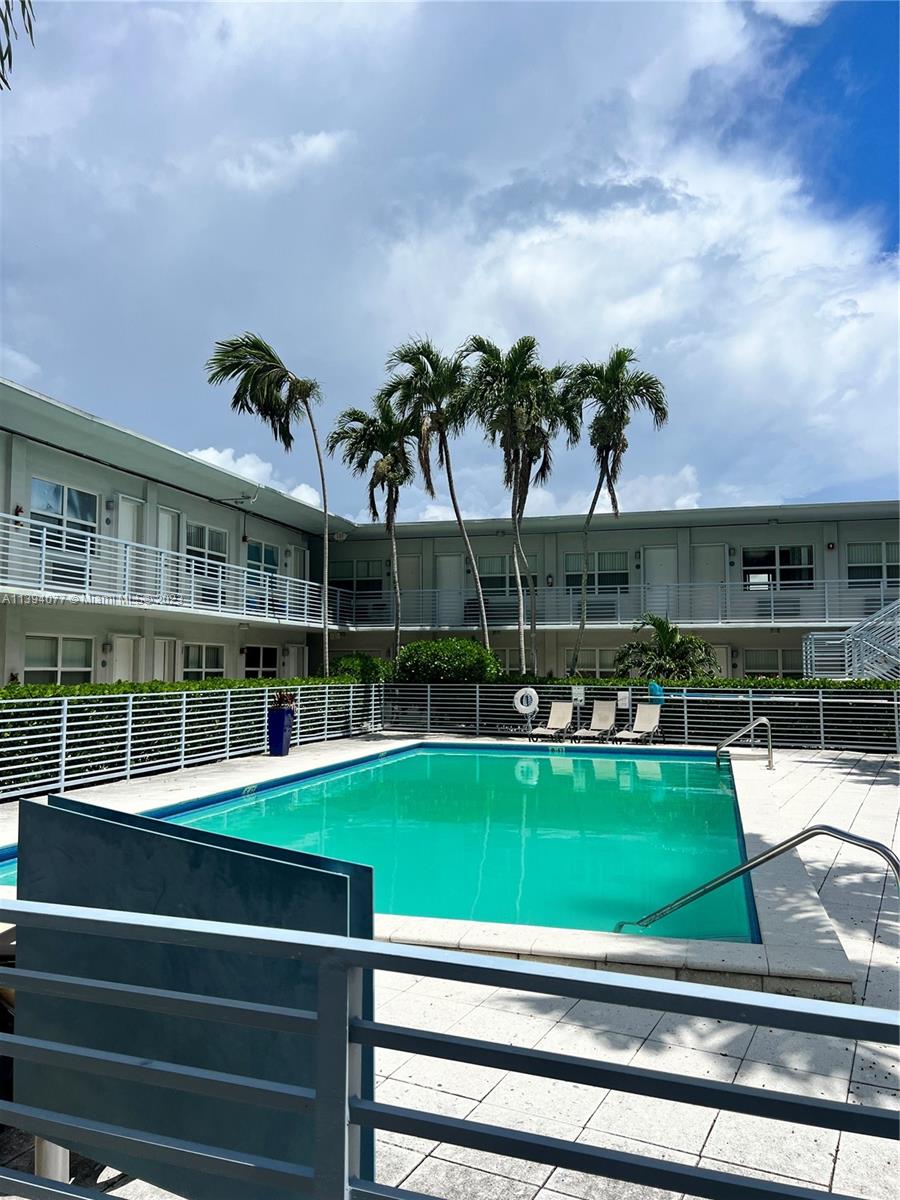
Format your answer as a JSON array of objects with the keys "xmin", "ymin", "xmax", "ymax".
[
  {"xmin": 351, "ymin": 579, "xmax": 898, "ymax": 629},
  {"xmin": 1, "ymin": 512, "xmax": 895, "ymax": 632},
  {"xmin": 0, "ymin": 511, "xmax": 352, "ymax": 627}
]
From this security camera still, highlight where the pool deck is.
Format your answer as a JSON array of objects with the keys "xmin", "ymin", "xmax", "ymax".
[{"xmin": 0, "ymin": 738, "xmax": 897, "ymax": 1198}]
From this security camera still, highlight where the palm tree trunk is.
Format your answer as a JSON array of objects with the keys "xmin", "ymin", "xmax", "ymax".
[
  {"xmin": 388, "ymin": 490, "xmax": 402, "ymax": 661},
  {"xmin": 305, "ymin": 403, "xmax": 330, "ymax": 676},
  {"xmin": 515, "ymin": 465, "xmax": 538, "ymax": 675},
  {"xmin": 509, "ymin": 469, "xmax": 527, "ymax": 674},
  {"xmin": 441, "ymin": 432, "xmax": 490, "ymax": 649},
  {"xmin": 569, "ymin": 468, "xmax": 606, "ymax": 677}
]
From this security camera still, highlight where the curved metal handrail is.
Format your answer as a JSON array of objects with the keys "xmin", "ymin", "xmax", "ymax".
[
  {"xmin": 613, "ymin": 824, "xmax": 900, "ymax": 934},
  {"xmin": 716, "ymin": 716, "xmax": 773, "ymax": 770}
]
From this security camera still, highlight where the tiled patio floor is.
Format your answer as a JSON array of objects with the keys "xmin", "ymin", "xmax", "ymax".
[{"xmin": 0, "ymin": 743, "xmax": 896, "ymax": 1198}]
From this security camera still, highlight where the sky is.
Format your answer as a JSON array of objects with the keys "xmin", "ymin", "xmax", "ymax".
[{"xmin": 1, "ymin": 0, "xmax": 897, "ymax": 525}]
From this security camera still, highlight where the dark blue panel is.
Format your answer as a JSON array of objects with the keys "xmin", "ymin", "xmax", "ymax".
[
  {"xmin": 46, "ymin": 793, "xmax": 377, "ymax": 1176},
  {"xmin": 14, "ymin": 800, "xmax": 361, "ymax": 1200}
]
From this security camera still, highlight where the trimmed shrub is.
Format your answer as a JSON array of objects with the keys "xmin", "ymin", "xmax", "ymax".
[
  {"xmin": 494, "ymin": 674, "xmax": 897, "ymax": 690},
  {"xmin": 332, "ymin": 653, "xmax": 394, "ymax": 684},
  {"xmin": 394, "ymin": 638, "xmax": 502, "ymax": 684},
  {"xmin": 0, "ymin": 675, "xmax": 356, "ymax": 701}
]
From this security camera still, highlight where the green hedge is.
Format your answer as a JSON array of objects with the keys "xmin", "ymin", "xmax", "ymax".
[
  {"xmin": 497, "ymin": 673, "xmax": 897, "ymax": 690},
  {"xmin": 332, "ymin": 653, "xmax": 394, "ymax": 684},
  {"xmin": 0, "ymin": 675, "xmax": 357, "ymax": 701}
]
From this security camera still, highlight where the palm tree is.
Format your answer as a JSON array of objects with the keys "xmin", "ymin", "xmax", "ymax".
[
  {"xmin": 380, "ymin": 338, "xmax": 491, "ymax": 649},
  {"xmin": 326, "ymin": 394, "xmax": 417, "ymax": 659},
  {"xmin": 206, "ymin": 332, "xmax": 333, "ymax": 675},
  {"xmin": 614, "ymin": 613, "xmax": 719, "ymax": 680},
  {"xmin": 1, "ymin": 0, "xmax": 35, "ymax": 89},
  {"xmin": 464, "ymin": 336, "xmax": 579, "ymax": 673},
  {"xmin": 566, "ymin": 348, "xmax": 667, "ymax": 677}
]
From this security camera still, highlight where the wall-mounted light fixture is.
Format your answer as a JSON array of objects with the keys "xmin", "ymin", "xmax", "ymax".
[
  {"xmin": 546, "ymin": 573, "xmax": 554, "ymax": 588},
  {"xmin": 101, "ymin": 640, "xmax": 113, "ymax": 655},
  {"xmin": 239, "ymin": 646, "xmax": 246, "ymax": 656},
  {"xmin": 827, "ymin": 542, "xmax": 835, "ymax": 551}
]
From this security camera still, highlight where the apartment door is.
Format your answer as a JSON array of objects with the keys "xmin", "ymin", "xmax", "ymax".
[
  {"xmin": 118, "ymin": 497, "xmax": 145, "ymax": 593},
  {"xmin": 643, "ymin": 546, "xmax": 677, "ymax": 616},
  {"xmin": 157, "ymin": 508, "xmax": 181, "ymax": 598},
  {"xmin": 711, "ymin": 644, "xmax": 730, "ymax": 678},
  {"xmin": 152, "ymin": 637, "xmax": 177, "ymax": 682},
  {"xmin": 690, "ymin": 543, "xmax": 727, "ymax": 621},
  {"xmin": 112, "ymin": 635, "xmax": 141, "ymax": 683},
  {"xmin": 435, "ymin": 554, "xmax": 463, "ymax": 626},
  {"xmin": 397, "ymin": 555, "xmax": 422, "ymax": 624}
]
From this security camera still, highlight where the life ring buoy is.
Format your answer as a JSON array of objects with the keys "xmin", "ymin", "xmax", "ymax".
[
  {"xmin": 515, "ymin": 758, "xmax": 540, "ymax": 787},
  {"xmin": 513, "ymin": 687, "xmax": 540, "ymax": 716}
]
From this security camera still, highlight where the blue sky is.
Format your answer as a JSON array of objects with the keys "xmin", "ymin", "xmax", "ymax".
[{"xmin": 1, "ymin": 0, "xmax": 897, "ymax": 522}]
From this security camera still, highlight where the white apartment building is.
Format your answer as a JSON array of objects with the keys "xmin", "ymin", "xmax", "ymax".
[{"xmin": 1, "ymin": 378, "xmax": 897, "ymax": 683}]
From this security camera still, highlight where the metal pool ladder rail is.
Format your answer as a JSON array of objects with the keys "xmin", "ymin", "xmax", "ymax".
[
  {"xmin": 716, "ymin": 716, "xmax": 773, "ymax": 770},
  {"xmin": 614, "ymin": 824, "xmax": 900, "ymax": 933}
]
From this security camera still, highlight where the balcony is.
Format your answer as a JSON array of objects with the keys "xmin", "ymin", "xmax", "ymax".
[
  {"xmin": 349, "ymin": 580, "xmax": 898, "ymax": 630},
  {"xmin": 0, "ymin": 511, "xmax": 351, "ymax": 628}
]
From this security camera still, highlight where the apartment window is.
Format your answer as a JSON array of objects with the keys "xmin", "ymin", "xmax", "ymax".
[
  {"xmin": 186, "ymin": 523, "xmax": 227, "ymax": 568},
  {"xmin": 247, "ymin": 540, "xmax": 279, "ymax": 577},
  {"xmin": 847, "ymin": 542, "xmax": 900, "ymax": 587},
  {"xmin": 243, "ymin": 645, "xmax": 278, "ymax": 679},
  {"xmin": 564, "ymin": 648, "xmax": 618, "ymax": 677},
  {"xmin": 743, "ymin": 647, "xmax": 803, "ymax": 678},
  {"xmin": 24, "ymin": 635, "xmax": 93, "ymax": 684},
  {"xmin": 742, "ymin": 545, "xmax": 814, "ymax": 589},
  {"xmin": 330, "ymin": 560, "xmax": 383, "ymax": 594},
  {"xmin": 29, "ymin": 478, "xmax": 98, "ymax": 552},
  {"xmin": 183, "ymin": 643, "xmax": 225, "ymax": 680},
  {"xmin": 564, "ymin": 551, "xmax": 629, "ymax": 592},
  {"xmin": 478, "ymin": 554, "xmax": 536, "ymax": 594}
]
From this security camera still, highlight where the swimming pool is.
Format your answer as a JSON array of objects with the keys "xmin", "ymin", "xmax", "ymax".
[{"xmin": 0, "ymin": 745, "xmax": 756, "ymax": 941}]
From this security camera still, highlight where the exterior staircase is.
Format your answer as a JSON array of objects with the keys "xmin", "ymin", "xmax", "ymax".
[{"xmin": 803, "ymin": 598, "xmax": 900, "ymax": 680}]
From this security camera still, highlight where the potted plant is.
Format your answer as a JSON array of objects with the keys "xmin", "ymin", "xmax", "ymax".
[{"xmin": 267, "ymin": 689, "xmax": 296, "ymax": 756}]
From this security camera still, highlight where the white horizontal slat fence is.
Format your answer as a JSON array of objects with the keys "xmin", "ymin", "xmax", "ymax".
[
  {"xmin": 0, "ymin": 684, "xmax": 382, "ymax": 801},
  {"xmin": 382, "ymin": 684, "xmax": 900, "ymax": 754}
]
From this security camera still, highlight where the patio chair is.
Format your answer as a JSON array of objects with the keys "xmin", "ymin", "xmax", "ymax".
[
  {"xmin": 570, "ymin": 699, "xmax": 617, "ymax": 742},
  {"xmin": 613, "ymin": 703, "xmax": 662, "ymax": 744},
  {"xmin": 529, "ymin": 701, "xmax": 573, "ymax": 742}
]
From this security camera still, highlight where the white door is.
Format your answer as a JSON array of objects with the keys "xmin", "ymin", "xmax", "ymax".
[
  {"xmin": 435, "ymin": 554, "xmax": 463, "ymax": 625},
  {"xmin": 157, "ymin": 508, "xmax": 180, "ymax": 598},
  {"xmin": 152, "ymin": 637, "xmax": 177, "ymax": 682},
  {"xmin": 118, "ymin": 497, "xmax": 145, "ymax": 592},
  {"xmin": 643, "ymin": 546, "xmax": 677, "ymax": 616},
  {"xmin": 112, "ymin": 635, "xmax": 141, "ymax": 682},
  {"xmin": 690, "ymin": 544, "xmax": 727, "ymax": 620},
  {"xmin": 711, "ymin": 644, "xmax": 730, "ymax": 678},
  {"xmin": 397, "ymin": 555, "xmax": 422, "ymax": 624}
]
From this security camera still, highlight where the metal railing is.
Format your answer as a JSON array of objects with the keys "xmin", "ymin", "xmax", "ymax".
[
  {"xmin": 353, "ymin": 579, "xmax": 899, "ymax": 629},
  {"xmin": 716, "ymin": 716, "xmax": 773, "ymax": 769},
  {"xmin": 2, "ymin": 511, "xmax": 896, "ymax": 634},
  {"xmin": 804, "ymin": 599, "xmax": 900, "ymax": 680},
  {"xmin": 0, "ymin": 683, "xmax": 383, "ymax": 801},
  {"xmin": 0, "ymin": 897, "xmax": 896, "ymax": 1200},
  {"xmin": 615, "ymin": 824, "xmax": 900, "ymax": 934},
  {"xmin": 0, "ymin": 511, "xmax": 353, "ymax": 627},
  {"xmin": 382, "ymin": 683, "xmax": 900, "ymax": 754}
]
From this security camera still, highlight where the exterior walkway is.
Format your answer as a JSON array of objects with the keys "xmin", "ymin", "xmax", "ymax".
[{"xmin": 0, "ymin": 743, "xmax": 896, "ymax": 1198}]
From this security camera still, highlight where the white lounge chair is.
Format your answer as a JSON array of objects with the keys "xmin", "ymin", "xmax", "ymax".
[
  {"xmin": 571, "ymin": 700, "xmax": 617, "ymax": 742},
  {"xmin": 529, "ymin": 701, "xmax": 573, "ymax": 742},
  {"xmin": 613, "ymin": 703, "xmax": 661, "ymax": 744}
]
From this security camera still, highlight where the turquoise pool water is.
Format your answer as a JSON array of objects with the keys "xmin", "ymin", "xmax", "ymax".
[{"xmin": 0, "ymin": 747, "xmax": 757, "ymax": 941}]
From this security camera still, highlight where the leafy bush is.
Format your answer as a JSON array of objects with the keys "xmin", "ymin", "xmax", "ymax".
[
  {"xmin": 0, "ymin": 675, "xmax": 356, "ymax": 701},
  {"xmin": 393, "ymin": 638, "xmax": 502, "ymax": 684},
  {"xmin": 614, "ymin": 613, "xmax": 719, "ymax": 680},
  {"xmin": 492, "ymin": 674, "xmax": 897, "ymax": 690},
  {"xmin": 333, "ymin": 652, "xmax": 394, "ymax": 684}
]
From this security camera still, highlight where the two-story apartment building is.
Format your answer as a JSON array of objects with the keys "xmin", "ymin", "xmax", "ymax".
[{"xmin": 1, "ymin": 378, "xmax": 897, "ymax": 683}]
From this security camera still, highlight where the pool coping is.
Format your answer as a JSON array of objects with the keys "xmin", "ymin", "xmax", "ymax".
[{"xmin": 0, "ymin": 735, "xmax": 857, "ymax": 1001}]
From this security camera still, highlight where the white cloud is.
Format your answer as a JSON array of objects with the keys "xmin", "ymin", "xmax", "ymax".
[
  {"xmin": 0, "ymin": 345, "xmax": 41, "ymax": 382},
  {"xmin": 216, "ymin": 131, "xmax": 350, "ymax": 193},
  {"xmin": 190, "ymin": 447, "xmax": 322, "ymax": 508},
  {"xmin": 751, "ymin": 1, "xmax": 833, "ymax": 27}
]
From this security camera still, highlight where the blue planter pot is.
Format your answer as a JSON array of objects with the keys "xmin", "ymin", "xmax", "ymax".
[{"xmin": 267, "ymin": 707, "xmax": 294, "ymax": 756}]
